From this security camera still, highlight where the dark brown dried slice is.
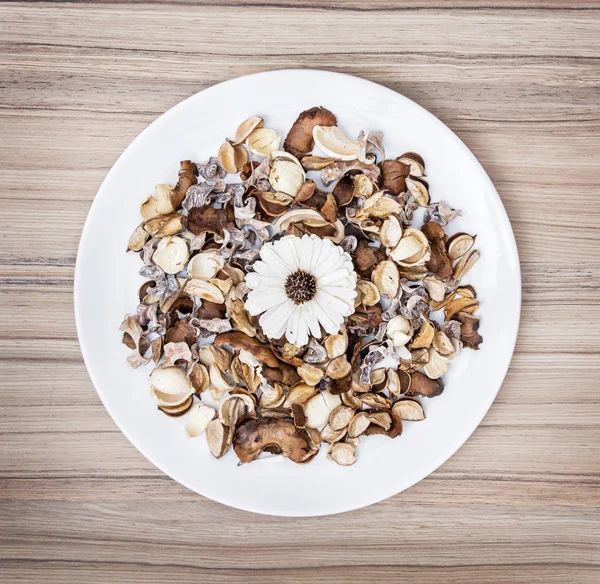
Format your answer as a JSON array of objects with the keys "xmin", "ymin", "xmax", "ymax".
[
  {"xmin": 405, "ymin": 372, "xmax": 444, "ymax": 398},
  {"xmin": 354, "ymin": 240, "xmax": 386, "ymax": 278},
  {"xmin": 233, "ymin": 417, "xmax": 314, "ymax": 464},
  {"xmin": 214, "ymin": 331, "xmax": 279, "ymax": 368},
  {"xmin": 170, "ymin": 160, "xmax": 198, "ymax": 210},
  {"xmin": 421, "ymin": 221, "xmax": 452, "ymax": 279},
  {"xmin": 166, "ymin": 320, "xmax": 198, "ymax": 346},
  {"xmin": 455, "ymin": 311, "xmax": 483, "ymax": 350},
  {"xmin": 295, "ymin": 179, "xmax": 317, "ymax": 203},
  {"xmin": 381, "ymin": 159, "xmax": 410, "ymax": 195},
  {"xmin": 332, "ymin": 175, "xmax": 355, "ymax": 207},
  {"xmin": 187, "ymin": 207, "xmax": 234, "ymax": 237},
  {"xmin": 291, "ymin": 403, "xmax": 306, "ymax": 428},
  {"xmin": 283, "ymin": 106, "xmax": 337, "ymax": 158},
  {"xmin": 159, "ymin": 395, "xmax": 194, "ymax": 417}
]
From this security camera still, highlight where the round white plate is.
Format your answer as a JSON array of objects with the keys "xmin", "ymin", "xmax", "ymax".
[{"xmin": 75, "ymin": 70, "xmax": 521, "ymax": 517}]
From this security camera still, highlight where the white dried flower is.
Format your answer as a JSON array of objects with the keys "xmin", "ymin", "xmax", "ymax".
[{"xmin": 244, "ymin": 234, "xmax": 357, "ymax": 347}]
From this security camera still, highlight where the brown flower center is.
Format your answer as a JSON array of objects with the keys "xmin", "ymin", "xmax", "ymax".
[{"xmin": 285, "ymin": 270, "xmax": 317, "ymax": 305}]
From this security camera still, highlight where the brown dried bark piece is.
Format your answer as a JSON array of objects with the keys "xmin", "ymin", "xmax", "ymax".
[
  {"xmin": 421, "ymin": 221, "xmax": 452, "ymax": 279},
  {"xmin": 406, "ymin": 372, "xmax": 444, "ymax": 398},
  {"xmin": 215, "ymin": 331, "xmax": 280, "ymax": 368},
  {"xmin": 187, "ymin": 207, "xmax": 234, "ymax": 237},
  {"xmin": 381, "ymin": 159, "xmax": 410, "ymax": 195},
  {"xmin": 354, "ymin": 240, "xmax": 386, "ymax": 278},
  {"xmin": 455, "ymin": 311, "xmax": 483, "ymax": 350},
  {"xmin": 283, "ymin": 106, "xmax": 337, "ymax": 158},
  {"xmin": 233, "ymin": 418, "xmax": 314, "ymax": 464},
  {"xmin": 171, "ymin": 160, "xmax": 198, "ymax": 210}
]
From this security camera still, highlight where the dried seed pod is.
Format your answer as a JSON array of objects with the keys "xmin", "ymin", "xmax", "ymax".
[
  {"xmin": 304, "ymin": 390, "xmax": 342, "ymax": 428},
  {"xmin": 381, "ymin": 159, "xmax": 410, "ymax": 195},
  {"xmin": 453, "ymin": 249, "xmax": 480, "ymax": 282},
  {"xmin": 284, "ymin": 106, "xmax": 337, "ymax": 158},
  {"xmin": 206, "ymin": 419, "xmax": 231, "ymax": 458},
  {"xmin": 185, "ymin": 403, "xmax": 217, "ymax": 437},
  {"xmin": 326, "ymin": 356, "xmax": 352, "ymax": 380},
  {"xmin": 397, "ymin": 155, "xmax": 424, "ymax": 177},
  {"xmin": 155, "ymin": 183, "xmax": 176, "ymax": 215},
  {"xmin": 456, "ymin": 285, "xmax": 477, "ymax": 299},
  {"xmin": 246, "ymin": 128, "xmax": 281, "ymax": 156},
  {"xmin": 355, "ymin": 190, "xmax": 402, "ymax": 221},
  {"xmin": 153, "ymin": 236, "xmax": 189, "ymax": 274},
  {"xmin": 234, "ymin": 418, "xmax": 314, "ymax": 464},
  {"xmin": 386, "ymin": 314, "xmax": 413, "ymax": 347},
  {"xmin": 341, "ymin": 389, "xmax": 363, "ymax": 409},
  {"xmin": 410, "ymin": 316, "xmax": 436, "ymax": 350},
  {"xmin": 423, "ymin": 348, "xmax": 449, "ymax": 379},
  {"xmin": 390, "ymin": 228, "xmax": 431, "ymax": 267},
  {"xmin": 140, "ymin": 195, "xmax": 160, "ymax": 220},
  {"xmin": 159, "ymin": 395, "xmax": 194, "ymax": 417},
  {"xmin": 355, "ymin": 279, "xmax": 381, "ymax": 307},
  {"xmin": 259, "ymin": 382, "xmax": 285, "ymax": 408},
  {"xmin": 301, "ymin": 155, "xmax": 335, "ymax": 171},
  {"xmin": 143, "ymin": 213, "xmax": 184, "ymax": 238},
  {"xmin": 269, "ymin": 151, "xmax": 306, "ymax": 198},
  {"xmin": 456, "ymin": 312, "xmax": 483, "ymax": 350},
  {"xmin": 433, "ymin": 330, "xmax": 457, "ymax": 358},
  {"xmin": 328, "ymin": 405, "xmax": 355, "ymax": 432},
  {"xmin": 328, "ymin": 442, "xmax": 356, "ymax": 466},
  {"xmin": 421, "ymin": 221, "xmax": 452, "ymax": 280},
  {"xmin": 447, "ymin": 233, "xmax": 476, "ymax": 261},
  {"xmin": 189, "ymin": 363, "xmax": 209, "ymax": 394},
  {"xmin": 313, "ymin": 125, "xmax": 360, "ymax": 160},
  {"xmin": 380, "ymin": 215, "xmax": 403, "ymax": 249},
  {"xmin": 256, "ymin": 190, "xmax": 294, "ymax": 217},
  {"xmin": 283, "ymin": 383, "xmax": 317, "ymax": 407},
  {"xmin": 297, "ymin": 363, "xmax": 324, "ymax": 386},
  {"xmin": 150, "ymin": 366, "xmax": 193, "ymax": 407},
  {"xmin": 367, "ymin": 411, "xmax": 392, "ymax": 430},
  {"xmin": 386, "ymin": 369, "xmax": 402, "ymax": 396},
  {"xmin": 324, "ymin": 330, "xmax": 348, "ymax": 360},
  {"xmin": 405, "ymin": 176, "xmax": 429, "ymax": 206},
  {"xmin": 184, "ymin": 279, "xmax": 225, "ymax": 304},
  {"xmin": 188, "ymin": 251, "xmax": 226, "ymax": 281},
  {"xmin": 348, "ymin": 411, "xmax": 370, "ymax": 438},
  {"xmin": 444, "ymin": 297, "xmax": 479, "ymax": 320},
  {"xmin": 321, "ymin": 424, "xmax": 348, "ymax": 443},
  {"xmin": 218, "ymin": 141, "xmax": 237, "ymax": 174},
  {"xmin": 234, "ymin": 116, "xmax": 263, "ymax": 144},
  {"xmin": 361, "ymin": 393, "xmax": 391, "ymax": 409},
  {"xmin": 429, "ymin": 290, "xmax": 457, "ymax": 312},
  {"xmin": 423, "ymin": 275, "xmax": 446, "ymax": 302},
  {"xmin": 128, "ymin": 223, "xmax": 149, "ymax": 252},
  {"xmin": 219, "ymin": 394, "xmax": 255, "ymax": 426},
  {"xmin": 209, "ymin": 363, "xmax": 235, "ymax": 399},
  {"xmin": 353, "ymin": 174, "xmax": 375, "ymax": 200},
  {"xmin": 406, "ymin": 372, "xmax": 444, "ymax": 398},
  {"xmin": 392, "ymin": 398, "xmax": 425, "ymax": 421},
  {"xmin": 371, "ymin": 260, "xmax": 400, "ymax": 297}
]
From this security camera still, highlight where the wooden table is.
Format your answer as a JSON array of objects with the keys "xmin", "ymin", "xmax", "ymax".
[{"xmin": 1, "ymin": 2, "xmax": 599, "ymax": 582}]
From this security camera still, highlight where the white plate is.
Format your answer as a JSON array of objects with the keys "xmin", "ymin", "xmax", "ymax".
[{"xmin": 75, "ymin": 70, "xmax": 521, "ymax": 517}]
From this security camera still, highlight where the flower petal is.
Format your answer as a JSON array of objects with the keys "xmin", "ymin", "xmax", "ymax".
[
  {"xmin": 245, "ymin": 289, "xmax": 288, "ymax": 316},
  {"xmin": 315, "ymin": 289, "xmax": 351, "ymax": 318},
  {"xmin": 260, "ymin": 243, "xmax": 294, "ymax": 275},
  {"xmin": 304, "ymin": 302, "xmax": 323, "ymax": 338},
  {"xmin": 259, "ymin": 299, "xmax": 295, "ymax": 338},
  {"xmin": 245, "ymin": 273, "xmax": 286, "ymax": 291},
  {"xmin": 310, "ymin": 296, "xmax": 341, "ymax": 334}
]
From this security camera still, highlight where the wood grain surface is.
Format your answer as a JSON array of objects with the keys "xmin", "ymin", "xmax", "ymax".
[{"xmin": 1, "ymin": 2, "xmax": 599, "ymax": 582}]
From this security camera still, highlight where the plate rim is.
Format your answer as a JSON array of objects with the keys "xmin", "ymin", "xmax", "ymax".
[{"xmin": 74, "ymin": 69, "xmax": 522, "ymax": 516}]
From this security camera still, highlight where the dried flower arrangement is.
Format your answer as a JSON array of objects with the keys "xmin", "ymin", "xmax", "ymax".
[{"xmin": 121, "ymin": 107, "xmax": 482, "ymax": 466}]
